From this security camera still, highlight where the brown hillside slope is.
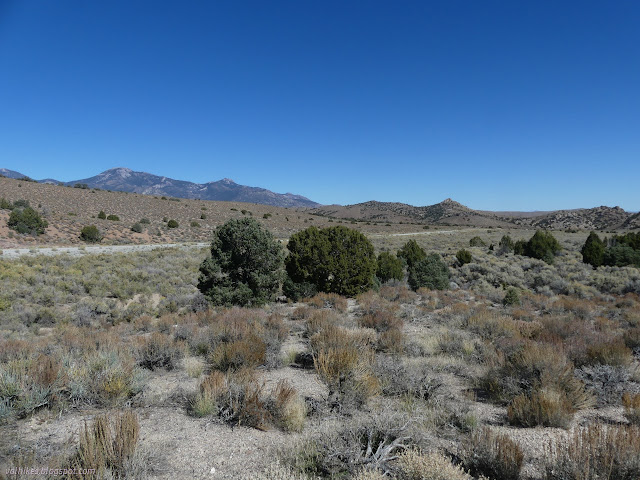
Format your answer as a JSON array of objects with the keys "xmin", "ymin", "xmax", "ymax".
[{"xmin": 0, "ymin": 177, "xmax": 425, "ymax": 248}]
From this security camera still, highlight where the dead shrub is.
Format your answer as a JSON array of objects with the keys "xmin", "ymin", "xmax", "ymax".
[
  {"xmin": 461, "ymin": 427, "xmax": 523, "ymax": 480},
  {"xmin": 623, "ymin": 393, "xmax": 640, "ymax": 425},
  {"xmin": 379, "ymin": 285, "xmax": 417, "ymax": 304},
  {"xmin": 306, "ymin": 292, "xmax": 348, "ymax": 312},
  {"xmin": 585, "ymin": 336, "xmax": 633, "ymax": 367},
  {"xmin": 623, "ymin": 326, "xmax": 640, "ymax": 350},
  {"xmin": 481, "ymin": 341, "xmax": 593, "ymax": 411},
  {"xmin": 70, "ymin": 410, "xmax": 140, "ymax": 479},
  {"xmin": 305, "ymin": 309, "xmax": 340, "ymax": 338},
  {"xmin": 209, "ymin": 333, "xmax": 267, "ymax": 371},
  {"xmin": 543, "ymin": 423, "xmax": 640, "ymax": 479},
  {"xmin": 465, "ymin": 310, "xmax": 520, "ymax": 340},
  {"xmin": 374, "ymin": 355, "xmax": 441, "ymax": 401},
  {"xmin": 507, "ymin": 388, "xmax": 574, "ymax": 428},
  {"xmin": 136, "ymin": 332, "xmax": 184, "ymax": 370},
  {"xmin": 287, "ymin": 413, "xmax": 411, "ymax": 477},
  {"xmin": 356, "ymin": 290, "xmax": 397, "ymax": 316},
  {"xmin": 271, "ymin": 380, "xmax": 306, "ymax": 432},
  {"xmin": 190, "ymin": 368, "xmax": 272, "ymax": 430},
  {"xmin": 397, "ymin": 449, "xmax": 471, "ymax": 480},
  {"xmin": 358, "ymin": 309, "xmax": 403, "ymax": 333},
  {"xmin": 378, "ymin": 328, "xmax": 404, "ymax": 354}
]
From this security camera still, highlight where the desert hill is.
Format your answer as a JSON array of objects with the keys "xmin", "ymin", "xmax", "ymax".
[{"xmin": 313, "ymin": 200, "xmax": 637, "ymax": 231}]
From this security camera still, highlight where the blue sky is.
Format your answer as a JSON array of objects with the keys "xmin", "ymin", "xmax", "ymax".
[{"xmin": 1, "ymin": 1, "xmax": 638, "ymax": 211}]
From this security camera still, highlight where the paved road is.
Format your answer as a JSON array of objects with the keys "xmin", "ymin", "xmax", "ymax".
[{"xmin": 0, "ymin": 242, "xmax": 210, "ymax": 259}]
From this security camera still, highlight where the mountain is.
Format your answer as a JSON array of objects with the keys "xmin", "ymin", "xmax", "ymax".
[
  {"xmin": 63, "ymin": 168, "xmax": 319, "ymax": 208},
  {"xmin": 0, "ymin": 168, "xmax": 31, "ymax": 179}
]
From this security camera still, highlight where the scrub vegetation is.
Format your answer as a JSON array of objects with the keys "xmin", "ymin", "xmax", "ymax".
[{"xmin": 1, "ymin": 217, "xmax": 640, "ymax": 479}]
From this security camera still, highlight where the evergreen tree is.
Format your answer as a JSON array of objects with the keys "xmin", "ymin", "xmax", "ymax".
[
  {"xmin": 581, "ymin": 231, "xmax": 605, "ymax": 267},
  {"xmin": 286, "ymin": 226, "xmax": 376, "ymax": 296},
  {"xmin": 397, "ymin": 239, "xmax": 427, "ymax": 268},
  {"xmin": 7, "ymin": 207, "xmax": 48, "ymax": 235},
  {"xmin": 408, "ymin": 253, "xmax": 450, "ymax": 291},
  {"xmin": 456, "ymin": 249, "xmax": 472, "ymax": 266},
  {"xmin": 198, "ymin": 218, "xmax": 284, "ymax": 306},
  {"xmin": 376, "ymin": 252, "xmax": 404, "ymax": 282}
]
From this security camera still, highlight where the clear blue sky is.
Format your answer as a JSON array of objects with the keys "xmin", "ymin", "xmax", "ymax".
[{"xmin": 1, "ymin": 1, "xmax": 638, "ymax": 211}]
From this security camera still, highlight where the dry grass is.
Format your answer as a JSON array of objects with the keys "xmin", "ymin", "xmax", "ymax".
[
  {"xmin": 271, "ymin": 380, "xmax": 307, "ymax": 432},
  {"xmin": 544, "ymin": 423, "xmax": 640, "ymax": 479},
  {"xmin": 622, "ymin": 392, "xmax": 640, "ymax": 425},
  {"xmin": 397, "ymin": 449, "xmax": 471, "ymax": 480},
  {"xmin": 70, "ymin": 410, "xmax": 140, "ymax": 479},
  {"xmin": 461, "ymin": 427, "xmax": 523, "ymax": 480},
  {"xmin": 507, "ymin": 387, "xmax": 575, "ymax": 428}
]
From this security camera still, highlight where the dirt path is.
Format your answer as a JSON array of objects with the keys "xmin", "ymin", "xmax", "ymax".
[
  {"xmin": 0, "ymin": 242, "xmax": 210, "ymax": 259},
  {"xmin": 369, "ymin": 228, "xmax": 477, "ymax": 237}
]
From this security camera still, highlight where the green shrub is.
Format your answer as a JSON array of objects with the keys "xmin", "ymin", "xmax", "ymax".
[
  {"xmin": 190, "ymin": 221, "xmax": 201, "ymax": 228},
  {"xmin": 603, "ymin": 245, "xmax": 640, "ymax": 268},
  {"xmin": 0, "ymin": 197, "xmax": 13, "ymax": 210},
  {"xmin": 80, "ymin": 225, "xmax": 102, "ymax": 243},
  {"xmin": 167, "ymin": 219, "xmax": 179, "ymax": 228},
  {"xmin": 456, "ymin": 249, "xmax": 472, "ymax": 266},
  {"xmin": 106, "ymin": 214, "xmax": 120, "ymax": 221},
  {"xmin": 200, "ymin": 213, "xmax": 207, "ymax": 220},
  {"xmin": 397, "ymin": 239, "xmax": 426, "ymax": 268},
  {"xmin": 499, "ymin": 235, "xmax": 515, "ymax": 253},
  {"xmin": 130, "ymin": 223, "xmax": 143, "ymax": 233},
  {"xmin": 283, "ymin": 275, "xmax": 317, "ymax": 301},
  {"xmin": 198, "ymin": 218, "xmax": 284, "ymax": 306},
  {"xmin": 376, "ymin": 252, "xmax": 404, "ymax": 282},
  {"xmin": 8, "ymin": 207, "xmax": 48, "ymax": 235},
  {"xmin": 97, "ymin": 210, "xmax": 107, "ymax": 219},
  {"xmin": 524, "ymin": 230, "xmax": 561, "ymax": 263},
  {"xmin": 581, "ymin": 231, "xmax": 606, "ymax": 267},
  {"xmin": 139, "ymin": 217, "xmax": 150, "ymax": 224},
  {"xmin": 503, "ymin": 287, "xmax": 521, "ymax": 306},
  {"xmin": 408, "ymin": 253, "xmax": 449, "ymax": 291},
  {"xmin": 469, "ymin": 236, "xmax": 486, "ymax": 247},
  {"xmin": 286, "ymin": 226, "xmax": 376, "ymax": 297},
  {"xmin": 514, "ymin": 239, "xmax": 527, "ymax": 255}
]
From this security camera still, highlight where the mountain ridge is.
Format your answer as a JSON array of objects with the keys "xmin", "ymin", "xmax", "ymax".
[{"xmin": 1, "ymin": 167, "xmax": 319, "ymax": 208}]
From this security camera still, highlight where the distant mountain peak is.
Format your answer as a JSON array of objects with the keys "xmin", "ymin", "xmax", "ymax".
[
  {"xmin": 439, "ymin": 198, "xmax": 465, "ymax": 208},
  {"xmin": 55, "ymin": 168, "xmax": 318, "ymax": 208},
  {"xmin": 103, "ymin": 167, "xmax": 133, "ymax": 178}
]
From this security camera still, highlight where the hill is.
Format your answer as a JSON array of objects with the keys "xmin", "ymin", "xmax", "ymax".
[
  {"xmin": 313, "ymin": 199, "xmax": 638, "ymax": 230},
  {"xmin": 0, "ymin": 176, "xmax": 422, "ymax": 248},
  {"xmin": 1, "ymin": 167, "xmax": 319, "ymax": 208}
]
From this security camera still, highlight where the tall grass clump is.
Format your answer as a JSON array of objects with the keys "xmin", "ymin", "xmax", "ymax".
[{"xmin": 544, "ymin": 424, "xmax": 640, "ymax": 479}]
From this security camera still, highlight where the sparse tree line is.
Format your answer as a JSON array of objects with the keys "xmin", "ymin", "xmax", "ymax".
[
  {"xmin": 197, "ymin": 218, "xmax": 451, "ymax": 307},
  {"xmin": 581, "ymin": 231, "xmax": 640, "ymax": 268}
]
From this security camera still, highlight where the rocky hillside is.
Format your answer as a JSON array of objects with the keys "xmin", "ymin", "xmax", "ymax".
[
  {"xmin": 313, "ymin": 200, "xmax": 638, "ymax": 230},
  {"xmin": 511, "ymin": 206, "xmax": 632, "ymax": 230}
]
